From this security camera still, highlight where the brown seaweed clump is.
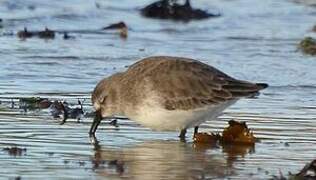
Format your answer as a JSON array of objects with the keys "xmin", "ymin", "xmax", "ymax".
[
  {"xmin": 141, "ymin": 0, "xmax": 220, "ymax": 21},
  {"xmin": 299, "ymin": 37, "xmax": 316, "ymax": 55},
  {"xmin": 194, "ymin": 120, "xmax": 256, "ymax": 146}
]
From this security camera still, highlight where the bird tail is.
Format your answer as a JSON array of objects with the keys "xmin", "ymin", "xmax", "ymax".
[{"xmin": 223, "ymin": 81, "xmax": 268, "ymax": 98}]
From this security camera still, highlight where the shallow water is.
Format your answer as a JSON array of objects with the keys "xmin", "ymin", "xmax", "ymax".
[{"xmin": 0, "ymin": 0, "xmax": 316, "ymax": 179}]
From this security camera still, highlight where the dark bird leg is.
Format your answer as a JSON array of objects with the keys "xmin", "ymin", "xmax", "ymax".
[
  {"xmin": 89, "ymin": 109, "xmax": 102, "ymax": 136},
  {"xmin": 89, "ymin": 109, "xmax": 103, "ymax": 145},
  {"xmin": 179, "ymin": 129, "xmax": 187, "ymax": 141},
  {"xmin": 194, "ymin": 126, "xmax": 199, "ymax": 135}
]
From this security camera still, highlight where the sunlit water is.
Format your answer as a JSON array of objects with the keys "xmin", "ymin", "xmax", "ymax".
[{"xmin": 0, "ymin": 0, "xmax": 316, "ymax": 179}]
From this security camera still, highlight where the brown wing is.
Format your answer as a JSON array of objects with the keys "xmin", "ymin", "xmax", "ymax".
[{"xmin": 124, "ymin": 56, "xmax": 268, "ymax": 110}]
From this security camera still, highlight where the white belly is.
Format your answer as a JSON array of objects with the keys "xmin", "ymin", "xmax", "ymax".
[{"xmin": 128, "ymin": 100, "xmax": 237, "ymax": 131}]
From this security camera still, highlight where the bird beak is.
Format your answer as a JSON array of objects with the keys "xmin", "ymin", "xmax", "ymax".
[{"xmin": 89, "ymin": 109, "xmax": 102, "ymax": 136}]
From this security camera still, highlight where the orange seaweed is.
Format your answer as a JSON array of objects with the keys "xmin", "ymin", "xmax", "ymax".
[
  {"xmin": 193, "ymin": 132, "xmax": 219, "ymax": 144},
  {"xmin": 221, "ymin": 120, "xmax": 256, "ymax": 145},
  {"xmin": 193, "ymin": 120, "xmax": 256, "ymax": 145}
]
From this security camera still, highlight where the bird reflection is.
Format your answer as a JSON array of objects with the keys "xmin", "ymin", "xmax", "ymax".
[{"xmin": 91, "ymin": 140, "xmax": 254, "ymax": 179}]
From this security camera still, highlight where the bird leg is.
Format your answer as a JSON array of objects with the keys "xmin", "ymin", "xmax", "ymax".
[
  {"xmin": 179, "ymin": 129, "xmax": 187, "ymax": 141},
  {"xmin": 89, "ymin": 109, "xmax": 102, "ymax": 136},
  {"xmin": 194, "ymin": 126, "xmax": 199, "ymax": 135}
]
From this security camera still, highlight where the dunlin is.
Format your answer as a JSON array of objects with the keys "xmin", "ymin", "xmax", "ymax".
[{"xmin": 90, "ymin": 56, "xmax": 268, "ymax": 140}]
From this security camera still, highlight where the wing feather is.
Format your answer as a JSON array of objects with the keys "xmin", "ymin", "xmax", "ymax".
[{"xmin": 124, "ymin": 56, "xmax": 267, "ymax": 110}]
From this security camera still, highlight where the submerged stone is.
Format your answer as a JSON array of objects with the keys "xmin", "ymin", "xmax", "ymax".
[
  {"xmin": 141, "ymin": 0, "xmax": 220, "ymax": 21},
  {"xmin": 299, "ymin": 37, "xmax": 316, "ymax": 55}
]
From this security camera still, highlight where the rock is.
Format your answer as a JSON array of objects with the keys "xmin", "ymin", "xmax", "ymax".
[
  {"xmin": 103, "ymin": 21, "xmax": 128, "ymax": 39},
  {"xmin": 38, "ymin": 27, "xmax": 55, "ymax": 39},
  {"xmin": 17, "ymin": 27, "xmax": 55, "ymax": 39},
  {"xmin": 103, "ymin": 21, "xmax": 127, "ymax": 30},
  {"xmin": 63, "ymin": 32, "xmax": 75, "ymax": 40},
  {"xmin": 17, "ymin": 27, "xmax": 34, "ymax": 39},
  {"xmin": 140, "ymin": 0, "xmax": 220, "ymax": 21}
]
